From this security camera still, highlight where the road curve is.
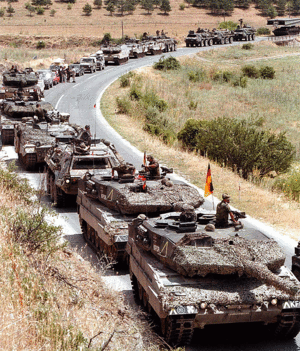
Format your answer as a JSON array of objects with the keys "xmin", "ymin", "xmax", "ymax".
[{"xmin": 41, "ymin": 43, "xmax": 300, "ymax": 350}]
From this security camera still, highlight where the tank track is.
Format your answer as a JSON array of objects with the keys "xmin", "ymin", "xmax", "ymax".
[
  {"xmin": 21, "ymin": 153, "xmax": 37, "ymax": 171},
  {"xmin": 273, "ymin": 311, "xmax": 300, "ymax": 339},
  {"xmin": 130, "ymin": 270, "xmax": 195, "ymax": 346}
]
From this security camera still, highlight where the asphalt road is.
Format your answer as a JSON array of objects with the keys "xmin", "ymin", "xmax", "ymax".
[{"xmin": 11, "ymin": 42, "xmax": 300, "ymax": 350}]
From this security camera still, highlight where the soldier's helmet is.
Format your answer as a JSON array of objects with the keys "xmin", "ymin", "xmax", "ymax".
[
  {"xmin": 222, "ymin": 193, "xmax": 230, "ymax": 200},
  {"xmin": 147, "ymin": 155, "xmax": 154, "ymax": 161}
]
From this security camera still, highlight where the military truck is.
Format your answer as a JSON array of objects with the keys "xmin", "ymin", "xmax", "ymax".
[
  {"xmin": 127, "ymin": 207, "xmax": 300, "ymax": 346},
  {"xmin": 14, "ymin": 112, "xmax": 78, "ymax": 170},
  {"xmin": 45, "ymin": 139, "xmax": 123, "ymax": 207},
  {"xmin": 77, "ymin": 171, "xmax": 204, "ymax": 263},
  {"xmin": 101, "ymin": 45, "xmax": 130, "ymax": 65},
  {"xmin": 234, "ymin": 26, "xmax": 256, "ymax": 41}
]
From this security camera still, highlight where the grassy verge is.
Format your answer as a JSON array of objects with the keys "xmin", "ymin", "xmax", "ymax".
[
  {"xmin": 0, "ymin": 163, "xmax": 161, "ymax": 350},
  {"xmin": 101, "ymin": 42, "xmax": 300, "ymax": 240}
]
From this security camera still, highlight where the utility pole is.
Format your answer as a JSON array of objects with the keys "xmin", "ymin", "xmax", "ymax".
[{"xmin": 122, "ymin": 21, "xmax": 124, "ymax": 39}]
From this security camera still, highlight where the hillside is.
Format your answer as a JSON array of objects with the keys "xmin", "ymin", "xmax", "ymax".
[{"xmin": 0, "ymin": 1, "xmax": 268, "ymax": 40}]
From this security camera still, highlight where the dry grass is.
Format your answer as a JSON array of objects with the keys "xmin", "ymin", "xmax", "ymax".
[
  {"xmin": 101, "ymin": 48, "xmax": 300, "ymax": 241},
  {"xmin": 0, "ymin": 2, "xmax": 267, "ymax": 40},
  {"xmin": 0, "ymin": 167, "xmax": 161, "ymax": 350}
]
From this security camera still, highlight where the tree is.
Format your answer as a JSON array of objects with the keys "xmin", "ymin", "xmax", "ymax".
[
  {"xmin": 6, "ymin": 4, "xmax": 15, "ymax": 16},
  {"xmin": 26, "ymin": 4, "xmax": 36, "ymax": 15},
  {"xmin": 0, "ymin": 7, "xmax": 5, "ymax": 16},
  {"xmin": 142, "ymin": 0, "xmax": 154, "ymax": 13},
  {"xmin": 32, "ymin": 0, "xmax": 47, "ymax": 5},
  {"xmin": 45, "ymin": 0, "xmax": 52, "ymax": 8},
  {"xmin": 36, "ymin": 5, "xmax": 45, "ymax": 13},
  {"xmin": 153, "ymin": 0, "xmax": 160, "ymax": 7},
  {"xmin": 160, "ymin": 0, "xmax": 171, "ymax": 14},
  {"xmin": 94, "ymin": 0, "xmax": 102, "ymax": 8},
  {"xmin": 82, "ymin": 2, "xmax": 92, "ymax": 14},
  {"xmin": 266, "ymin": 4, "xmax": 278, "ymax": 17},
  {"xmin": 124, "ymin": 0, "xmax": 135, "ymax": 13},
  {"xmin": 276, "ymin": 0, "xmax": 286, "ymax": 15},
  {"xmin": 50, "ymin": 8, "xmax": 56, "ymax": 15},
  {"xmin": 106, "ymin": 1, "xmax": 115, "ymax": 15}
]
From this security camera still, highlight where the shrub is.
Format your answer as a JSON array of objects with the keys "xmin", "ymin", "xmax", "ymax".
[
  {"xmin": 179, "ymin": 3, "xmax": 185, "ymax": 9},
  {"xmin": 0, "ymin": 8, "xmax": 4, "ymax": 16},
  {"xmin": 120, "ymin": 72, "xmax": 135, "ymax": 87},
  {"xmin": 153, "ymin": 56, "xmax": 181, "ymax": 70},
  {"xmin": 242, "ymin": 65, "xmax": 259, "ymax": 78},
  {"xmin": 36, "ymin": 40, "xmax": 46, "ymax": 49},
  {"xmin": 213, "ymin": 70, "xmax": 233, "ymax": 83},
  {"xmin": 36, "ymin": 6, "xmax": 45, "ymax": 14},
  {"xmin": 156, "ymin": 99, "xmax": 168, "ymax": 112},
  {"xmin": 82, "ymin": 2, "xmax": 92, "ymax": 15},
  {"xmin": 142, "ymin": 90, "xmax": 168, "ymax": 111},
  {"xmin": 188, "ymin": 100, "xmax": 198, "ymax": 110},
  {"xmin": 129, "ymin": 84, "xmax": 143, "ymax": 100},
  {"xmin": 67, "ymin": 2, "xmax": 72, "ymax": 9},
  {"xmin": 145, "ymin": 106, "xmax": 160, "ymax": 122},
  {"xmin": 116, "ymin": 96, "xmax": 131, "ymax": 114},
  {"xmin": 102, "ymin": 32, "xmax": 112, "ymax": 43},
  {"xmin": 178, "ymin": 117, "xmax": 294, "ymax": 179},
  {"xmin": 242, "ymin": 43, "xmax": 254, "ymax": 50},
  {"xmin": 218, "ymin": 21, "xmax": 238, "ymax": 31},
  {"xmin": 50, "ymin": 8, "xmax": 56, "ymax": 16},
  {"xmin": 256, "ymin": 27, "xmax": 270, "ymax": 35},
  {"xmin": 188, "ymin": 69, "xmax": 206, "ymax": 82},
  {"xmin": 259, "ymin": 65, "xmax": 275, "ymax": 79},
  {"xmin": 274, "ymin": 166, "xmax": 300, "ymax": 200}
]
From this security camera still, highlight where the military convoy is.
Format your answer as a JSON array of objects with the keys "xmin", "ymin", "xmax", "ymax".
[
  {"xmin": 101, "ymin": 44, "xmax": 130, "ymax": 65},
  {"xmin": 127, "ymin": 207, "xmax": 300, "ymax": 345},
  {"xmin": 233, "ymin": 26, "xmax": 256, "ymax": 41},
  {"xmin": 77, "ymin": 168, "xmax": 203, "ymax": 262}
]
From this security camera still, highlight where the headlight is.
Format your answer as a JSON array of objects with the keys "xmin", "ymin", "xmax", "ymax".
[
  {"xmin": 271, "ymin": 299, "xmax": 277, "ymax": 306},
  {"xmin": 200, "ymin": 302, "xmax": 207, "ymax": 309},
  {"xmin": 65, "ymin": 179, "xmax": 70, "ymax": 184}
]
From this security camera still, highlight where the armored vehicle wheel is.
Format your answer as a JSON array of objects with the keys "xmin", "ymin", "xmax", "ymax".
[
  {"xmin": 208, "ymin": 39, "xmax": 213, "ymax": 46},
  {"xmin": 225, "ymin": 37, "xmax": 229, "ymax": 44},
  {"xmin": 229, "ymin": 36, "xmax": 234, "ymax": 43},
  {"xmin": 186, "ymin": 43, "xmax": 189, "ymax": 47},
  {"xmin": 130, "ymin": 272, "xmax": 141, "ymax": 305},
  {"xmin": 272, "ymin": 313, "xmax": 300, "ymax": 340},
  {"xmin": 252, "ymin": 34, "xmax": 255, "ymax": 40},
  {"xmin": 220, "ymin": 38, "xmax": 225, "ymax": 45},
  {"xmin": 161, "ymin": 315, "xmax": 195, "ymax": 346},
  {"xmin": 204, "ymin": 39, "xmax": 208, "ymax": 46}
]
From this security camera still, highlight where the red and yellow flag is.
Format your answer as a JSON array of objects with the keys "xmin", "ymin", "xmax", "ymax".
[{"xmin": 204, "ymin": 163, "xmax": 214, "ymax": 197}]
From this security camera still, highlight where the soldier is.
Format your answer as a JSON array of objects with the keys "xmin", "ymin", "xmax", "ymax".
[
  {"xmin": 78, "ymin": 125, "xmax": 92, "ymax": 146},
  {"xmin": 35, "ymin": 103, "xmax": 45, "ymax": 122},
  {"xmin": 71, "ymin": 67, "xmax": 76, "ymax": 83},
  {"xmin": 215, "ymin": 194, "xmax": 238, "ymax": 228},
  {"xmin": 144, "ymin": 155, "xmax": 160, "ymax": 179}
]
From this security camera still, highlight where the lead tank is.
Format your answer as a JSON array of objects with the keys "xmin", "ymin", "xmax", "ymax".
[
  {"xmin": 127, "ymin": 207, "xmax": 300, "ymax": 345},
  {"xmin": 101, "ymin": 44, "xmax": 130, "ymax": 65},
  {"xmin": 77, "ymin": 172, "xmax": 204, "ymax": 263}
]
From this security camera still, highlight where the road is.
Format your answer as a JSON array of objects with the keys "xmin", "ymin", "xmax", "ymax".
[{"xmin": 9, "ymin": 42, "xmax": 300, "ymax": 350}]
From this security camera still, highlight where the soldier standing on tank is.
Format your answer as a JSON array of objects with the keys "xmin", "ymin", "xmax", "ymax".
[
  {"xmin": 144, "ymin": 155, "xmax": 160, "ymax": 179},
  {"xmin": 215, "ymin": 194, "xmax": 238, "ymax": 227},
  {"xmin": 78, "ymin": 125, "xmax": 92, "ymax": 146},
  {"xmin": 156, "ymin": 30, "xmax": 160, "ymax": 36}
]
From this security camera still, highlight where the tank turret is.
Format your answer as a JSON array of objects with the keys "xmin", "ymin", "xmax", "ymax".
[{"xmin": 3, "ymin": 71, "xmax": 38, "ymax": 88}]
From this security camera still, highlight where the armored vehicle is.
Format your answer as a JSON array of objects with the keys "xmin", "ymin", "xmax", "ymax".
[
  {"xmin": 212, "ymin": 29, "xmax": 234, "ymax": 44},
  {"xmin": 46, "ymin": 139, "xmax": 123, "ymax": 207},
  {"xmin": 267, "ymin": 18, "xmax": 300, "ymax": 36},
  {"xmin": 145, "ymin": 37, "xmax": 165, "ymax": 55},
  {"xmin": 77, "ymin": 171, "xmax": 204, "ymax": 263},
  {"xmin": 0, "ymin": 100, "xmax": 54, "ymax": 146},
  {"xmin": 125, "ymin": 39, "xmax": 147, "ymax": 58},
  {"xmin": 101, "ymin": 45, "xmax": 130, "ymax": 65},
  {"xmin": 185, "ymin": 31, "xmax": 203, "ymax": 47},
  {"xmin": 14, "ymin": 113, "xmax": 77, "ymax": 170},
  {"xmin": 234, "ymin": 26, "xmax": 256, "ymax": 41},
  {"xmin": 127, "ymin": 207, "xmax": 300, "ymax": 346}
]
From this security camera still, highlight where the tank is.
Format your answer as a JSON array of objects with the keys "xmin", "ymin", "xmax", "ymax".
[
  {"xmin": 101, "ymin": 44, "xmax": 130, "ymax": 65},
  {"xmin": 77, "ymin": 172, "xmax": 204, "ymax": 263},
  {"xmin": 46, "ymin": 139, "xmax": 123, "ymax": 207},
  {"xmin": 233, "ymin": 26, "xmax": 256, "ymax": 41},
  {"xmin": 14, "ymin": 113, "xmax": 78, "ymax": 171},
  {"xmin": 273, "ymin": 25, "xmax": 300, "ymax": 36},
  {"xmin": 0, "ymin": 100, "xmax": 54, "ymax": 147},
  {"xmin": 127, "ymin": 207, "xmax": 300, "ymax": 346},
  {"xmin": 125, "ymin": 39, "xmax": 147, "ymax": 58},
  {"xmin": 292, "ymin": 242, "xmax": 300, "ymax": 281}
]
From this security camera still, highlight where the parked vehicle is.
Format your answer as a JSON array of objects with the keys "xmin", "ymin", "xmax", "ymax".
[
  {"xmin": 37, "ymin": 70, "xmax": 55, "ymax": 89},
  {"xmin": 79, "ymin": 57, "xmax": 97, "ymax": 73},
  {"xmin": 90, "ymin": 51, "xmax": 105, "ymax": 71}
]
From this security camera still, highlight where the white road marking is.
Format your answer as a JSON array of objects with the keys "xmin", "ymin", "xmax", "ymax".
[
  {"xmin": 72, "ymin": 83, "xmax": 80, "ymax": 88},
  {"xmin": 55, "ymin": 94, "xmax": 64, "ymax": 109}
]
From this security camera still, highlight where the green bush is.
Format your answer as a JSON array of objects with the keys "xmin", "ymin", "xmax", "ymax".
[
  {"xmin": 256, "ymin": 27, "xmax": 270, "ymax": 35},
  {"xmin": 178, "ymin": 117, "xmax": 294, "ymax": 179},
  {"xmin": 231, "ymin": 76, "xmax": 247, "ymax": 88},
  {"xmin": 213, "ymin": 70, "xmax": 233, "ymax": 83},
  {"xmin": 145, "ymin": 106, "xmax": 160, "ymax": 122},
  {"xmin": 36, "ymin": 6, "xmax": 45, "ymax": 14},
  {"xmin": 259, "ymin": 65, "xmax": 275, "ymax": 79},
  {"xmin": 188, "ymin": 100, "xmax": 198, "ymax": 110},
  {"xmin": 142, "ymin": 90, "xmax": 168, "ymax": 112},
  {"xmin": 242, "ymin": 65, "xmax": 260, "ymax": 78},
  {"xmin": 153, "ymin": 56, "xmax": 181, "ymax": 71},
  {"xmin": 120, "ymin": 72, "xmax": 135, "ymax": 87},
  {"xmin": 116, "ymin": 96, "xmax": 131, "ymax": 114},
  {"xmin": 36, "ymin": 40, "xmax": 46, "ymax": 49},
  {"xmin": 129, "ymin": 84, "xmax": 143, "ymax": 100},
  {"xmin": 242, "ymin": 43, "xmax": 254, "ymax": 50},
  {"xmin": 188, "ymin": 68, "xmax": 206, "ymax": 82},
  {"xmin": 274, "ymin": 166, "xmax": 300, "ymax": 200},
  {"xmin": 179, "ymin": 3, "xmax": 185, "ymax": 9},
  {"xmin": 218, "ymin": 21, "xmax": 238, "ymax": 31}
]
